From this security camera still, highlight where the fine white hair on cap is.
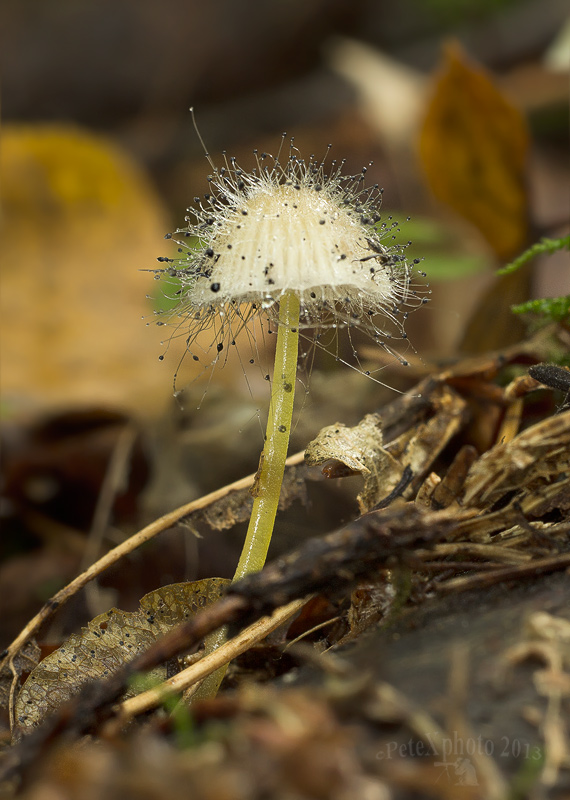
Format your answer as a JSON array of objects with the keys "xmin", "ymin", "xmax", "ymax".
[{"xmin": 154, "ymin": 137, "xmax": 428, "ymax": 381}]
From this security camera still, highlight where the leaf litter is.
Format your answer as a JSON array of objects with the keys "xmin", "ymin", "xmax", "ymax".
[
  {"xmin": 2, "ymin": 25, "xmax": 569, "ymax": 797},
  {"xmin": 14, "ymin": 579, "xmax": 229, "ymax": 733},
  {"xmin": 1, "ymin": 321, "xmax": 570, "ymax": 798}
]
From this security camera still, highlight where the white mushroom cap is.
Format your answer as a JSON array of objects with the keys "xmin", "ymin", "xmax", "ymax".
[
  {"xmin": 155, "ymin": 144, "xmax": 428, "ymax": 382},
  {"xmin": 191, "ymin": 181, "xmax": 397, "ymax": 311}
]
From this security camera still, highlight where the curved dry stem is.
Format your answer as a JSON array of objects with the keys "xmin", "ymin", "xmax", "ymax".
[{"xmin": 1, "ymin": 451, "xmax": 306, "ymax": 675}]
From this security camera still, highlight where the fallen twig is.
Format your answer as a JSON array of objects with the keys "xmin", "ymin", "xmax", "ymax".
[
  {"xmin": 0, "ymin": 452, "xmax": 307, "ymax": 674},
  {"xmin": 434, "ymin": 552, "xmax": 570, "ymax": 595},
  {"xmin": 109, "ymin": 596, "xmax": 310, "ymax": 729}
]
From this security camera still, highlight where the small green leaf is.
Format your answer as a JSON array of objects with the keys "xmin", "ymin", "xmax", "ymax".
[
  {"xmin": 391, "ymin": 217, "xmax": 489, "ymax": 281},
  {"xmin": 511, "ymin": 296, "xmax": 570, "ymax": 324},
  {"xmin": 153, "ymin": 235, "xmax": 202, "ymax": 313},
  {"xmin": 497, "ymin": 235, "xmax": 570, "ymax": 276}
]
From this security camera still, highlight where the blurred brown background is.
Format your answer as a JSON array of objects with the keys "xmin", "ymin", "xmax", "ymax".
[
  {"xmin": 1, "ymin": 0, "xmax": 568, "ymax": 640},
  {"xmin": 2, "ymin": 0, "xmax": 569, "ymax": 411}
]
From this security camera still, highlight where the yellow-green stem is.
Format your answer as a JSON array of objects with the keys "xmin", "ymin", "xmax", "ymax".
[
  {"xmin": 233, "ymin": 291, "xmax": 301, "ymax": 579},
  {"xmin": 193, "ymin": 291, "xmax": 301, "ymax": 700}
]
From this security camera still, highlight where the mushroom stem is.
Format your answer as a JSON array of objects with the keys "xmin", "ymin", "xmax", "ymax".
[
  {"xmin": 234, "ymin": 290, "xmax": 301, "ymax": 580},
  {"xmin": 191, "ymin": 291, "xmax": 300, "ymax": 700}
]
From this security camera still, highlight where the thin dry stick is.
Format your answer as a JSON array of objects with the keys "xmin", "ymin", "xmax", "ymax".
[
  {"xmin": 435, "ymin": 552, "xmax": 570, "ymax": 595},
  {"xmin": 416, "ymin": 542, "xmax": 533, "ymax": 564},
  {"xmin": 495, "ymin": 397, "xmax": 524, "ymax": 445},
  {"xmin": 83, "ymin": 425, "xmax": 139, "ymax": 616},
  {"xmin": 374, "ymin": 681, "xmax": 453, "ymax": 759},
  {"xmin": 0, "ymin": 450, "xmax": 306, "ymax": 671},
  {"xmin": 377, "ymin": 677, "xmax": 509, "ymax": 800},
  {"xmin": 111, "ymin": 596, "xmax": 310, "ymax": 728}
]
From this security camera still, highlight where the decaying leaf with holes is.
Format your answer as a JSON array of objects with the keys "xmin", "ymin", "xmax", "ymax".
[{"xmin": 15, "ymin": 578, "xmax": 229, "ymax": 733}]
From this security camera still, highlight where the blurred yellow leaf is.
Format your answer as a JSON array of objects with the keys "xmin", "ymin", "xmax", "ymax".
[
  {"xmin": 419, "ymin": 42, "xmax": 530, "ymax": 261},
  {"xmin": 0, "ymin": 125, "xmax": 172, "ymax": 412}
]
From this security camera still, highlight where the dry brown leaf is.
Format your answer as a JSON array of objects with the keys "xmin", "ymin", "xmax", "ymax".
[
  {"xmin": 304, "ymin": 414, "xmax": 402, "ymax": 512},
  {"xmin": 419, "ymin": 41, "xmax": 529, "ymax": 261},
  {"xmin": 15, "ymin": 578, "xmax": 229, "ymax": 733},
  {"xmin": 305, "ymin": 383, "xmax": 468, "ymax": 512}
]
